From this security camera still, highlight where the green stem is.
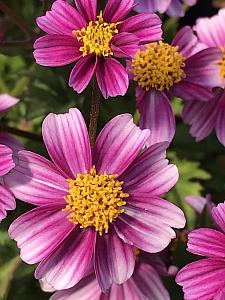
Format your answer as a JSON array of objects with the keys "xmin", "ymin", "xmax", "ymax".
[
  {"xmin": 89, "ymin": 79, "xmax": 101, "ymax": 147},
  {"xmin": 2, "ymin": 125, "xmax": 42, "ymax": 143}
]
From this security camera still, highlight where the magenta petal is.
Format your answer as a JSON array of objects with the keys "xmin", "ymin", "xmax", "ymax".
[
  {"xmin": 37, "ymin": 0, "xmax": 86, "ymax": 35},
  {"xmin": 4, "ymin": 150, "xmax": 68, "ymax": 206},
  {"xmin": 215, "ymin": 287, "xmax": 225, "ymax": 300},
  {"xmin": 176, "ymin": 258, "xmax": 225, "ymax": 300},
  {"xmin": 69, "ymin": 55, "xmax": 98, "ymax": 93},
  {"xmin": 35, "ymin": 228, "xmax": 96, "ymax": 290},
  {"xmin": 0, "ymin": 144, "xmax": 15, "ymax": 176},
  {"xmin": 215, "ymin": 92, "xmax": 225, "ymax": 146},
  {"xmin": 93, "ymin": 114, "xmax": 150, "ymax": 176},
  {"xmin": 211, "ymin": 202, "xmax": 225, "ymax": 234},
  {"xmin": 119, "ymin": 13, "xmax": 162, "ymax": 44},
  {"xmin": 42, "ymin": 108, "xmax": 91, "ymax": 178},
  {"xmin": 0, "ymin": 132, "xmax": 23, "ymax": 152},
  {"xmin": 75, "ymin": 0, "xmax": 97, "ymax": 22},
  {"xmin": 166, "ymin": 0, "xmax": 184, "ymax": 17},
  {"xmin": 0, "ymin": 94, "xmax": 19, "ymax": 117},
  {"xmin": 188, "ymin": 228, "xmax": 225, "ymax": 258},
  {"xmin": 9, "ymin": 206, "xmax": 74, "ymax": 264},
  {"xmin": 109, "ymin": 229, "xmax": 135, "ymax": 284},
  {"xmin": 103, "ymin": 0, "xmax": 134, "ymax": 23},
  {"xmin": 34, "ymin": 35, "xmax": 81, "ymax": 67},
  {"xmin": 0, "ymin": 184, "xmax": 15, "ymax": 222},
  {"xmin": 138, "ymin": 90, "xmax": 175, "ymax": 146},
  {"xmin": 134, "ymin": 0, "xmax": 171, "ymax": 14},
  {"xmin": 111, "ymin": 33, "xmax": 139, "ymax": 59},
  {"xmin": 96, "ymin": 58, "xmax": 129, "ymax": 99},
  {"xmin": 184, "ymin": 195, "xmax": 207, "ymax": 214}
]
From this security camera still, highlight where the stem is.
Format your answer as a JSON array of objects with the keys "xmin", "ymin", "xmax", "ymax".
[
  {"xmin": 0, "ymin": 40, "xmax": 33, "ymax": 48},
  {"xmin": 0, "ymin": 1, "xmax": 36, "ymax": 37},
  {"xmin": 89, "ymin": 79, "xmax": 101, "ymax": 147},
  {"xmin": 2, "ymin": 125, "xmax": 42, "ymax": 143}
]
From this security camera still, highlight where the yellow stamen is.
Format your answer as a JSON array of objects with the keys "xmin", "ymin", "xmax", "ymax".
[
  {"xmin": 219, "ymin": 48, "xmax": 225, "ymax": 80},
  {"xmin": 63, "ymin": 166, "xmax": 128, "ymax": 236},
  {"xmin": 72, "ymin": 11, "xmax": 120, "ymax": 57},
  {"xmin": 131, "ymin": 41, "xmax": 186, "ymax": 91}
]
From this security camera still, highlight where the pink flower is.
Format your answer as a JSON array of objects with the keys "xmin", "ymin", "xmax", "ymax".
[
  {"xmin": 34, "ymin": 0, "xmax": 162, "ymax": 99},
  {"xmin": 128, "ymin": 26, "xmax": 223, "ymax": 146},
  {"xmin": 134, "ymin": 0, "xmax": 198, "ymax": 17},
  {"xmin": 5, "ymin": 108, "xmax": 185, "ymax": 291},
  {"xmin": 176, "ymin": 201, "xmax": 225, "ymax": 300},
  {"xmin": 182, "ymin": 9, "xmax": 225, "ymax": 146},
  {"xmin": 42, "ymin": 251, "xmax": 175, "ymax": 300}
]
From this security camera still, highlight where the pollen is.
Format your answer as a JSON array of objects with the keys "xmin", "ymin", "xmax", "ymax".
[
  {"xmin": 63, "ymin": 166, "xmax": 128, "ymax": 236},
  {"xmin": 219, "ymin": 48, "xmax": 225, "ymax": 80},
  {"xmin": 131, "ymin": 41, "xmax": 186, "ymax": 91},
  {"xmin": 72, "ymin": 11, "xmax": 120, "ymax": 57}
]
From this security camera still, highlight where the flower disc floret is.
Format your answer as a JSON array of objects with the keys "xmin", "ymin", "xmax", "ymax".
[
  {"xmin": 73, "ymin": 12, "xmax": 120, "ymax": 57},
  {"xmin": 64, "ymin": 166, "xmax": 128, "ymax": 235},
  {"xmin": 131, "ymin": 41, "xmax": 186, "ymax": 91},
  {"xmin": 219, "ymin": 48, "xmax": 225, "ymax": 80}
]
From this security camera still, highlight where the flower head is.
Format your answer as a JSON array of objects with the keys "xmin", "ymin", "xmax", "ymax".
[
  {"xmin": 34, "ymin": 0, "xmax": 162, "ymax": 99},
  {"xmin": 176, "ymin": 201, "xmax": 225, "ymax": 300},
  {"xmin": 6, "ymin": 108, "xmax": 185, "ymax": 292}
]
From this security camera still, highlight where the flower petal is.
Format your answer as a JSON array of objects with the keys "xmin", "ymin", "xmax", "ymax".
[
  {"xmin": 0, "ymin": 132, "xmax": 23, "ymax": 152},
  {"xmin": 176, "ymin": 258, "xmax": 225, "ymax": 300},
  {"xmin": 184, "ymin": 195, "xmax": 207, "ymax": 214},
  {"xmin": 42, "ymin": 108, "xmax": 91, "ymax": 178},
  {"xmin": 9, "ymin": 205, "xmax": 74, "ymax": 264},
  {"xmin": 0, "ymin": 184, "xmax": 15, "ymax": 222},
  {"xmin": 0, "ymin": 94, "xmax": 19, "ymax": 117},
  {"xmin": 33, "ymin": 34, "xmax": 81, "ymax": 67},
  {"xmin": 119, "ymin": 13, "xmax": 162, "ymax": 44},
  {"xmin": 134, "ymin": 0, "xmax": 171, "ymax": 14},
  {"xmin": 0, "ymin": 144, "xmax": 15, "ymax": 176},
  {"xmin": 188, "ymin": 228, "xmax": 225, "ymax": 258},
  {"xmin": 74, "ymin": 0, "xmax": 97, "ymax": 22},
  {"xmin": 4, "ymin": 150, "xmax": 68, "ymax": 206},
  {"xmin": 138, "ymin": 90, "xmax": 175, "ymax": 146},
  {"xmin": 211, "ymin": 202, "xmax": 225, "ymax": 234},
  {"xmin": 215, "ymin": 91, "xmax": 225, "ymax": 146},
  {"xmin": 93, "ymin": 114, "xmax": 150, "ymax": 176},
  {"xmin": 37, "ymin": 0, "xmax": 86, "ymax": 35},
  {"xmin": 69, "ymin": 55, "xmax": 98, "ymax": 93},
  {"xmin": 111, "ymin": 33, "xmax": 139, "ymax": 59},
  {"xmin": 166, "ymin": 0, "xmax": 185, "ymax": 17},
  {"xmin": 35, "ymin": 228, "xmax": 96, "ymax": 290},
  {"xmin": 103, "ymin": 0, "xmax": 134, "ymax": 23},
  {"xmin": 96, "ymin": 58, "xmax": 129, "ymax": 99}
]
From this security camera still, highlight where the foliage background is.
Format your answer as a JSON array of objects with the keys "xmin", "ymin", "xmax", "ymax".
[{"xmin": 0, "ymin": 0, "xmax": 224, "ymax": 299}]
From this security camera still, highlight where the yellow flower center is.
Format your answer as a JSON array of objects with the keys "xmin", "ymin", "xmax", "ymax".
[
  {"xmin": 131, "ymin": 41, "xmax": 186, "ymax": 91},
  {"xmin": 64, "ymin": 166, "xmax": 128, "ymax": 236},
  {"xmin": 72, "ymin": 11, "xmax": 120, "ymax": 57},
  {"xmin": 219, "ymin": 48, "xmax": 225, "ymax": 80}
]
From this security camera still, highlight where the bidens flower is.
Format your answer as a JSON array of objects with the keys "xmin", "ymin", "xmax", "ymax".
[
  {"xmin": 5, "ymin": 108, "xmax": 185, "ymax": 292},
  {"xmin": 128, "ymin": 26, "xmax": 223, "ymax": 146},
  {"xmin": 34, "ymin": 0, "xmax": 162, "ymax": 99},
  {"xmin": 176, "ymin": 201, "xmax": 225, "ymax": 300}
]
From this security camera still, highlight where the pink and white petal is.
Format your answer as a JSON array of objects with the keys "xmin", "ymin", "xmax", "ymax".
[
  {"xmin": 115, "ymin": 206, "xmax": 177, "ymax": 253},
  {"xmin": 4, "ymin": 150, "xmax": 68, "ymax": 206},
  {"xmin": 138, "ymin": 90, "xmax": 175, "ymax": 146},
  {"xmin": 74, "ymin": 0, "xmax": 97, "ymax": 22},
  {"xmin": 0, "ymin": 144, "xmax": 15, "ymax": 176},
  {"xmin": 9, "ymin": 206, "xmax": 74, "ymax": 264},
  {"xmin": 134, "ymin": 262, "xmax": 170, "ymax": 300},
  {"xmin": 0, "ymin": 132, "xmax": 23, "ymax": 152},
  {"xmin": 42, "ymin": 108, "xmax": 91, "ymax": 179},
  {"xmin": 35, "ymin": 228, "xmax": 96, "ymax": 290},
  {"xmin": 108, "ymin": 229, "xmax": 135, "ymax": 284},
  {"xmin": 182, "ymin": 98, "xmax": 218, "ymax": 142},
  {"xmin": 176, "ymin": 258, "xmax": 225, "ymax": 300},
  {"xmin": 188, "ymin": 228, "xmax": 225, "ymax": 258},
  {"xmin": 34, "ymin": 35, "xmax": 81, "ymax": 67},
  {"xmin": 103, "ymin": 0, "xmax": 134, "ymax": 23},
  {"xmin": 93, "ymin": 114, "xmax": 150, "ymax": 176},
  {"xmin": 134, "ymin": 0, "xmax": 171, "ymax": 14},
  {"xmin": 50, "ymin": 274, "xmax": 102, "ymax": 300},
  {"xmin": 211, "ymin": 202, "xmax": 225, "ymax": 234},
  {"xmin": 215, "ymin": 92, "xmax": 225, "ymax": 146},
  {"xmin": 127, "ymin": 195, "xmax": 185, "ymax": 229},
  {"xmin": 170, "ymin": 80, "xmax": 214, "ymax": 102},
  {"xmin": 94, "ymin": 235, "xmax": 112, "ymax": 292},
  {"xmin": 119, "ymin": 13, "xmax": 162, "ymax": 44},
  {"xmin": 0, "ymin": 94, "xmax": 19, "ymax": 117},
  {"xmin": 40, "ymin": 279, "xmax": 56, "ymax": 292},
  {"xmin": 184, "ymin": 195, "xmax": 207, "ymax": 214},
  {"xmin": 184, "ymin": 48, "xmax": 223, "ymax": 88},
  {"xmin": 111, "ymin": 33, "xmax": 139, "ymax": 59},
  {"xmin": 194, "ymin": 11, "xmax": 225, "ymax": 48},
  {"xmin": 69, "ymin": 55, "xmax": 98, "ymax": 93},
  {"xmin": 37, "ymin": 0, "xmax": 86, "ymax": 35},
  {"xmin": 96, "ymin": 58, "xmax": 129, "ymax": 99},
  {"xmin": 172, "ymin": 26, "xmax": 206, "ymax": 59},
  {"xmin": 0, "ymin": 184, "xmax": 15, "ymax": 222},
  {"xmin": 119, "ymin": 142, "xmax": 170, "ymax": 188},
  {"xmin": 110, "ymin": 279, "xmax": 142, "ymax": 300},
  {"xmin": 166, "ymin": 0, "xmax": 184, "ymax": 17}
]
